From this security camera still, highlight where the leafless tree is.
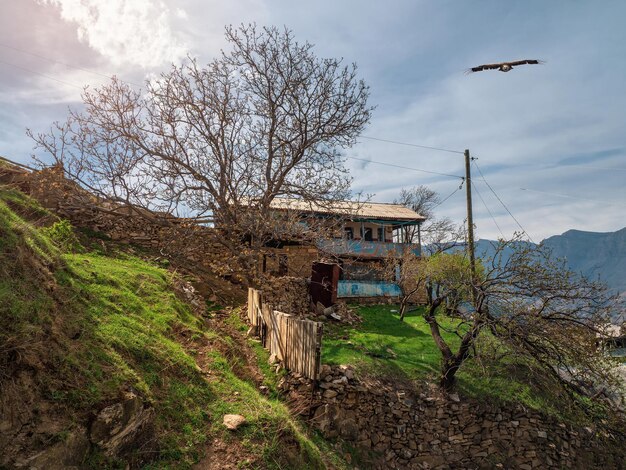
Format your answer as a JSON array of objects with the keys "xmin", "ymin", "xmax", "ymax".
[
  {"xmin": 404, "ymin": 236, "xmax": 623, "ymax": 415},
  {"xmin": 384, "ymin": 250, "xmax": 424, "ymax": 321},
  {"xmin": 28, "ymin": 24, "xmax": 372, "ymax": 280},
  {"xmin": 394, "ymin": 185, "xmax": 461, "ymax": 252}
]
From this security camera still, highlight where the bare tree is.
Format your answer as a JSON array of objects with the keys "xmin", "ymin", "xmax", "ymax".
[
  {"xmin": 408, "ymin": 236, "xmax": 622, "ymax": 412},
  {"xmin": 28, "ymin": 24, "xmax": 372, "ymax": 279},
  {"xmin": 384, "ymin": 250, "xmax": 425, "ymax": 321},
  {"xmin": 394, "ymin": 185, "xmax": 460, "ymax": 252}
]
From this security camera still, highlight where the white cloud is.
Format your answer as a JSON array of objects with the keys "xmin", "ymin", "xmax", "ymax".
[{"xmin": 37, "ymin": 0, "xmax": 188, "ymax": 68}]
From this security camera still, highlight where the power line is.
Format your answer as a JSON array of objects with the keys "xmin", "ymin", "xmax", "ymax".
[
  {"xmin": 471, "ymin": 180, "xmax": 505, "ymax": 238},
  {"xmin": 360, "ymin": 135, "xmax": 464, "ymax": 155},
  {"xmin": 432, "ymin": 180, "xmax": 465, "ymax": 210},
  {"xmin": 472, "ymin": 160, "xmax": 535, "ymax": 243},
  {"xmin": 0, "ymin": 42, "xmax": 142, "ymax": 87},
  {"xmin": 520, "ymin": 188, "xmax": 626, "ymax": 207},
  {"xmin": 346, "ymin": 155, "xmax": 465, "ymax": 180},
  {"xmin": 2, "ymin": 43, "xmax": 472, "ymax": 183},
  {"xmin": 553, "ymin": 163, "xmax": 626, "ymax": 172},
  {"xmin": 0, "ymin": 58, "xmax": 84, "ymax": 90}
]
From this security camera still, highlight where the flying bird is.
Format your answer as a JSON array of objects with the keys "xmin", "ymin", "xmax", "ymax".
[{"xmin": 466, "ymin": 59, "xmax": 544, "ymax": 74}]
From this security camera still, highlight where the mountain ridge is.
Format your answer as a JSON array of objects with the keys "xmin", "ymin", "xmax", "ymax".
[{"xmin": 474, "ymin": 226, "xmax": 626, "ymax": 295}]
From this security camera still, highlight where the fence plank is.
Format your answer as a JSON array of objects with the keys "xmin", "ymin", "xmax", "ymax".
[{"xmin": 247, "ymin": 288, "xmax": 323, "ymax": 380}]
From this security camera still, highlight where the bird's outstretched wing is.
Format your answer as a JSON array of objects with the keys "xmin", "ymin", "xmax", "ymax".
[
  {"xmin": 466, "ymin": 59, "xmax": 545, "ymax": 74},
  {"xmin": 508, "ymin": 59, "xmax": 545, "ymax": 66},
  {"xmin": 465, "ymin": 63, "xmax": 503, "ymax": 74}
]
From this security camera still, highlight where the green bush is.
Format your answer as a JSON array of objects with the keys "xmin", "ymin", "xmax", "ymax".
[{"xmin": 41, "ymin": 220, "xmax": 82, "ymax": 252}]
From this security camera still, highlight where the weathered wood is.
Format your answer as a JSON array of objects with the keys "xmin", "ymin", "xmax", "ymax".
[{"xmin": 247, "ymin": 288, "xmax": 322, "ymax": 379}]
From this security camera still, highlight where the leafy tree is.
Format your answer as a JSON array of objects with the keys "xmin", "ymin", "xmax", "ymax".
[{"xmin": 29, "ymin": 24, "xmax": 372, "ymax": 279}]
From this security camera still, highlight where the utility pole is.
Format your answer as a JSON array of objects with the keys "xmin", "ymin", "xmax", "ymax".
[{"xmin": 464, "ymin": 149, "xmax": 477, "ymax": 299}]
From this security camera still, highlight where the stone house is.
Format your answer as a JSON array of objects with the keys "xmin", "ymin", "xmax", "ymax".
[{"xmin": 261, "ymin": 198, "xmax": 425, "ymax": 300}]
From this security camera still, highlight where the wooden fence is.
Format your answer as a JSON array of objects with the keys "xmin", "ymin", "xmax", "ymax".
[{"xmin": 247, "ymin": 288, "xmax": 323, "ymax": 380}]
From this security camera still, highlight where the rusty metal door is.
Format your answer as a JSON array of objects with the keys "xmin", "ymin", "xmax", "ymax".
[{"xmin": 310, "ymin": 262, "xmax": 339, "ymax": 307}]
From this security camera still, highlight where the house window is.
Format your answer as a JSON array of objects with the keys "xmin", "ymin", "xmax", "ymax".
[
  {"xmin": 363, "ymin": 227, "xmax": 373, "ymax": 241},
  {"xmin": 344, "ymin": 227, "xmax": 354, "ymax": 240},
  {"xmin": 377, "ymin": 227, "xmax": 384, "ymax": 241}
]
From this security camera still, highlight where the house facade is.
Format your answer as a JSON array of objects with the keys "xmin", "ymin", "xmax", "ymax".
[{"xmin": 261, "ymin": 198, "xmax": 425, "ymax": 300}]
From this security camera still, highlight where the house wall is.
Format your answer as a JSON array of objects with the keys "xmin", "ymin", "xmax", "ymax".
[
  {"xmin": 342, "ymin": 221, "xmax": 393, "ymax": 241},
  {"xmin": 263, "ymin": 245, "xmax": 320, "ymax": 278}
]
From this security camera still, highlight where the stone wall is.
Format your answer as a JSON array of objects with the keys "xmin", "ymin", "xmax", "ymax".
[
  {"xmin": 1, "ymin": 164, "xmax": 244, "ymax": 301},
  {"xmin": 259, "ymin": 276, "xmax": 311, "ymax": 315},
  {"xmin": 263, "ymin": 244, "xmax": 320, "ymax": 277},
  {"xmin": 280, "ymin": 366, "xmax": 625, "ymax": 469}
]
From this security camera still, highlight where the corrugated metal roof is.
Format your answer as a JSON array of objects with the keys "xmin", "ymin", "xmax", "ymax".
[{"xmin": 269, "ymin": 198, "xmax": 425, "ymax": 222}]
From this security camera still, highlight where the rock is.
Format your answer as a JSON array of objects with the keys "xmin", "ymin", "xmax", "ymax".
[
  {"xmin": 323, "ymin": 306, "xmax": 335, "ymax": 316},
  {"xmin": 329, "ymin": 312, "xmax": 342, "ymax": 321},
  {"xmin": 323, "ymin": 389, "xmax": 338, "ymax": 399},
  {"xmin": 337, "ymin": 418, "xmax": 359, "ymax": 440},
  {"xmin": 90, "ymin": 392, "xmax": 155, "ymax": 458},
  {"xmin": 259, "ymin": 385, "xmax": 269, "ymax": 394},
  {"xmin": 223, "ymin": 414, "xmax": 246, "ymax": 430},
  {"xmin": 449, "ymin": 393, "xmax": 460, "ymax": 402},
  {"xmin": 18, "ymin": 428, "xmax": 91, "ymax": 470},
  {"xmin": 312, "ymin": 404, "xmax": 334, "ymax": 432},
  {"xmin": 537, "ymin": 430, "xmax": 547, "ymax": 439}
]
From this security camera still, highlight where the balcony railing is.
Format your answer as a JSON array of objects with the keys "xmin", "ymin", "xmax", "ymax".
[{"xmin": 317, "ymin": 239, "xmax": 420, "ymax": 258}]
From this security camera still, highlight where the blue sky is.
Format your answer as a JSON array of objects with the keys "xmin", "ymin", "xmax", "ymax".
[{"xmin": 1, "ymin": 0, "xmax": 625, "ymax": 241}]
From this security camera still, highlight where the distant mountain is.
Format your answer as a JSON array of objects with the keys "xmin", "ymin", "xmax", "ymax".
[
  {"xmin": 542, "ymin": 228, "xmax": 626, "ymax": 295},
  {"xmin": 472, "ymin": 228, "xmax": 626, "ymax": 296}
]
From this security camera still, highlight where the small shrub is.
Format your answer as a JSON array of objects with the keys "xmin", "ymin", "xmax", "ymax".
[{"xmin": 41, "ymin": 220, "xmax": 82, "ymax": 252}]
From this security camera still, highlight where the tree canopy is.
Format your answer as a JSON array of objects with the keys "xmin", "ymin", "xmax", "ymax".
[{"xmin": 29, "ymin": 24, "xmax": 373, "ymax": 277}]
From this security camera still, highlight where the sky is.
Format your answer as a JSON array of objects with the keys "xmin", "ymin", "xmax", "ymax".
[{"xmin": 1, "ymin": 0, "xmax": 625, "ymax": 242}]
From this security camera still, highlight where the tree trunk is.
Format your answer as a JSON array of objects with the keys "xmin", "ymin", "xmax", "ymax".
[
  {"xmin": 440, "ymin": 359, "xmax": 461, "ymax": 391},
  {"xmin": 399, "ymin": 297, "xmax": 408, "ymax": 321}
]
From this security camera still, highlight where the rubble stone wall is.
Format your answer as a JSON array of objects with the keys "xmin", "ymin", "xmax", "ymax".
[
  {"xmin": 280, "ymin": 366, "xmax": 625, "ymax": 469},
  {"xmin": 259, "ymin": 276, "xmax": 311, "ymax": 315}
]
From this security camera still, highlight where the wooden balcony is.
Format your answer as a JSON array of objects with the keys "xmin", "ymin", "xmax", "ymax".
[{"xmin": 317, "ymin": 239, "xmax": 420, "ymax": 258}]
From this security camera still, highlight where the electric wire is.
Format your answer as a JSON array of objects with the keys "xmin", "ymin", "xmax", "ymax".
[
  {"xmin": 520, "ymin": 188, "xmax": 626, "ymax": 207},
  {"xmin": 431, "ymin": 180, "xmax": 465, "ymax": 210},
  {"xmin": 471, "ymin": 180, "xmax": 505, "ymax": 238},
  {"xmin": 552, "ymin": 163, "xmax": 626, "ymax": 172},
  {"xmin": 472, "ymin": 160, "xmax": 535, "ymax": 243},
  {"xmin": 0, "ymin": 42, "xmax": 141, "ymax": 87},
  {"xmin": 2, "ymin": 43, "xmax": 474, "ymax": 185},
  {"xmin": 0, "ymin": 58, "xmax": 84, "ymax": 90},
  {"xmin": 360, "ymin": 135, "xmax": 464, "ymax": 154},
  {"xmin": 346, "ymin": 155, "xmax": 464, "ymax": 180}
]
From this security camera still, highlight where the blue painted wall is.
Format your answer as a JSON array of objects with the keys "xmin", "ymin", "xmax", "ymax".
[
  {"xmin": 337, "ymin": 280, "xmax": 402, "ymax": 298},
  {"xmin": 318, "ymin": 239, "xmax": 420, "ymax": 258}
]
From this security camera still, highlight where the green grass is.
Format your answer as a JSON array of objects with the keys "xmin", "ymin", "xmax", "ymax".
[
  {"xmin": 323, "ymin": 305, "xmax": 461, "ymax": 379},
  {"xmin": 323, "ymin": 304, "xmax": 574, "ymax": 418},
  {"xmin": 0, "ymin": 187, "xmax": 351, "ymax": 469}
]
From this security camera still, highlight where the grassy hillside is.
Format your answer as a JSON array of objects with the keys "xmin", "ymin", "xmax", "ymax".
[{"xmin": 0, "ymin": 185, "xmax": 348, "ymax": 469}]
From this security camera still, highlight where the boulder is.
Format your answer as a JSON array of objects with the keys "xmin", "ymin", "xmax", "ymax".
[
  {"xmin": 89, "ymin": 391, "xmax": 155, "ymax": 457},
  {"xmin": 223, "ymin": 414, "xmax": 246, "ymax": 430}
]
